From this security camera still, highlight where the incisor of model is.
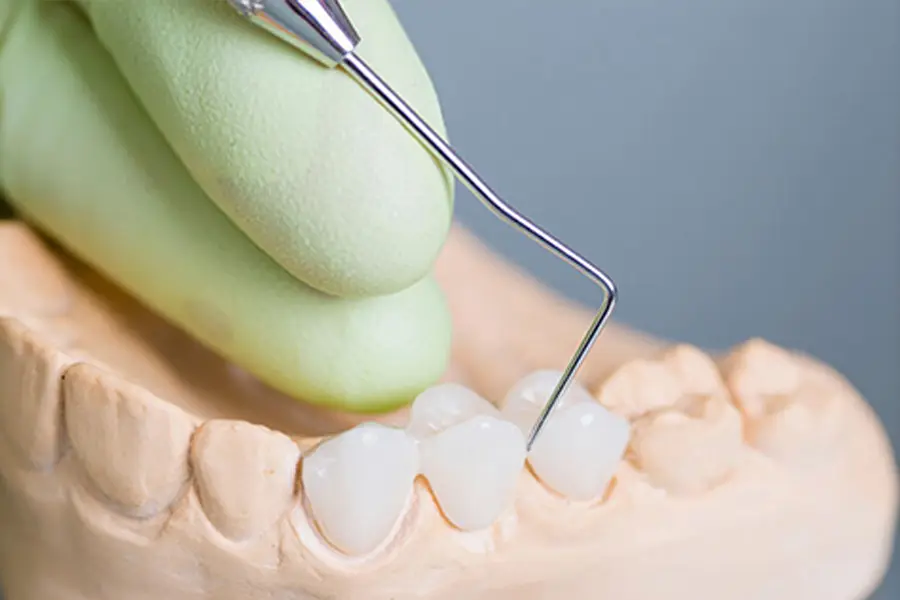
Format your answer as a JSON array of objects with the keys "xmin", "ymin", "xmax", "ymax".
[
  {"xmin": 0, "ymin": 0, "xmax": 897, "ymax": 597},
  {"xmin": 0, "ymin": 221, "xmax": 897, "ymax": 599}
]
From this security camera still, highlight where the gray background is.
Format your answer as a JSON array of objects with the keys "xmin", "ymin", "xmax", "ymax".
[
  {"xmin": 0, "ymin": 0, "xmax": 897, "ymax": 597},
  {"xmin": 390, "ymin": 0, "xmax": 899, "ymax": 596}
]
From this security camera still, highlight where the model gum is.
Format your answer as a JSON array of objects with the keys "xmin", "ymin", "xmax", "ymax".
[{"xmin": 0, "ymin": 221, "xmax": 898, "ymax": 600}]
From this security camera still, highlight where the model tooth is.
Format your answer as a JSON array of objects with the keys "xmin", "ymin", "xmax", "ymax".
[
  {"xmin": 502, "ymin": 371, "xmax": 630, "ymax": 501},
  {"xmin": 630, "ymin": 396, "xmax": 743, "ymax": 494},
  {"xmin": 663, "ymin": 345, "xmax": 728, "ymax": 398},
  {"xmin": 724, "ymin": 343, "xmax": 843, "ymax": 465},
  {"xmin": 302, "ymin": 423, "xmax": 419, "ymax": 555},
  {"xmin": 407, "ymin": 384, "xmax": 525, "ymax": 530},
  {"xmin": 595, "ymin": 360, "xmax": 683, "ymax": 419},
  {"xmin": 64, "ymin": 363, "xmax": 195, "ymax": 518},
  {"xmin": 192, "ymin": 420, "xmax": 300, "ymax": 541},
  {"xmin": 749, "ymin": 398, "xmax": 815, "ymax": 461},
  {"xmin": 0, "ymin": 318, "xmax": 72, "ymax": 470},
  {"xmin": 721, "ymin": 338, "xmax": 802, "ymax": 419}
]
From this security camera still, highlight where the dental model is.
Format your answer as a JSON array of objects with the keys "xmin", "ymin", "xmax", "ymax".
[{"xmin": 1, "ymin": 221, "xmax": 897, "ymax": 600}]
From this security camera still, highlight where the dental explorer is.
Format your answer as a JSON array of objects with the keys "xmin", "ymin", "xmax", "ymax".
[{"xmin": 226, "ymin": 0, "xmax": 618, "ymax": 451}]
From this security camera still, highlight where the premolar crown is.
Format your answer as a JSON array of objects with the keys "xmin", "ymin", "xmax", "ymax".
[
  {"xmin": 407, "ymin": 384, "xmax": 526, "ymax": 531},
  {"xmin": 302, "ymin": 422, "xmax": 419, "ymax": 556},
  {"xmin": 502, "ymin": 371, "xmax": 630, "ymax": 501}
]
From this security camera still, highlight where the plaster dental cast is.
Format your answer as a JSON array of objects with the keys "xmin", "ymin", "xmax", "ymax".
[{"xmin": 0, "ymin": 0, "xmax": 897, "ymax": 599}]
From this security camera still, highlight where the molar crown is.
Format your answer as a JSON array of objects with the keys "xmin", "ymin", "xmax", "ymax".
[
  {"xmin": 503, "ymin": 371, "xmax": 630, "ymax": 502},
  {"xmin": 407, "ymin": 383, "xmax": 526, "ymax": 531}
]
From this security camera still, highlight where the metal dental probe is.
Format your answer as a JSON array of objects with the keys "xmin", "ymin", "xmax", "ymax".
[{"xmin": 227, "ymin": 0, "xmax": 618, "ymax": 451}]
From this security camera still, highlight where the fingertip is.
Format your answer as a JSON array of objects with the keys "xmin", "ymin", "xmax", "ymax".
[
  {"xmin": 270, "ymin": 146, "xmax": 455, "ymax": 298},
  {"xmin": 76, "ymin": 0, "xmax": 454, "ymax": 299},
  {"xmin": 260, "ymin": 276, "xmax": 454, "ymax": 412}
]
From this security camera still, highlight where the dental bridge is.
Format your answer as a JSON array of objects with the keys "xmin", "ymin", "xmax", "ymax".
[{"xmin": 226, "ymin": 0, "xmax": 618, "ymax": 452}]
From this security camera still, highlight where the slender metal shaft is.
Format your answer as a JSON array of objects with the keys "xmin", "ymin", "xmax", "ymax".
[{"xmin": 343, "ymin": 53, "xmax": 618, "ymax": 451}]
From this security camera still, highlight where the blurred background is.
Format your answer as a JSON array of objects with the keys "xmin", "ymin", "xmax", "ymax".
[
  {"xmin": 389, "ymin": 0, "xmax": 898, "ymax": 595},
  {"xmin": 0, "ymin": 0, "xmax": 897, "ymax": 596}
]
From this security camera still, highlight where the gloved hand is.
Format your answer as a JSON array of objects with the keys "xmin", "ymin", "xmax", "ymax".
[{"xmin": 0, "ymin": 0, "xmax": 454, "ymax": 412}]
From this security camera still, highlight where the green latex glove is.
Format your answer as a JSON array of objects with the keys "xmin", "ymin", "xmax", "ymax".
[{"xmin": 0, "ymin": 0, "xmax": 455, "ymax": 412}]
